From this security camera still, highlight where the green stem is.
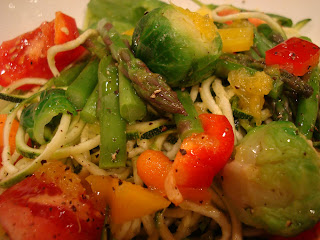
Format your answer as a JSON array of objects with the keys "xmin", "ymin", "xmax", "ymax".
[
  {"xmin": 296, "ymin": 68, "xmax": 320, "ymax": 139},
  {"xmin": 118, "ymin": 68, "xmax": 147, "ymax": 123},
  {"xmin": 174, "ymin": 90, "xmax": 203, "ymax": 140},
  {"xmin": 98, "ymin": 55, "xmax": 127, "ymax": 168},
  {"xmin": 97, "ymin": 20, "xmax": 186, "ymax": 116},
  {"xmin": 66, "ymin": 58, "xmax": 99, "ymax": 110}
]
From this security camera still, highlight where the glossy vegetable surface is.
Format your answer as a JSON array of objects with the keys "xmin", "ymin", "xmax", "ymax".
[
  {"xmin": 0, "ymin": 12, "xmax": 85, "ymax": 90},
  {"xmin": 222, "ymin": 121, "xmax": 320, "ymax": 237},
  {"xmin": 87, "ymin": 175, "xmax": 170, "ymax": 224},
  {"xmin": 132, "ymin": 4, "xmax": 222, "ymax": 87},
  {"xmin": 0, "ymin": 162, "xmax": 104, "ymax": 240},
  {"xmin": 265, "ymin": 37, "xmax": 320, "ymax": 76}
]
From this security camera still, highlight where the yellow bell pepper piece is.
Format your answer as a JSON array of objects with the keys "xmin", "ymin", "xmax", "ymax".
[
  {"xmin": 218, "ymin": 27, "xmax": 254, "ymax": 53},
  {"xmin": 86, "ymin": 175, "xmax": 170, "ymax": 224},
  {"xmin": 228, "ymin": 68, "xmax": 273, "ymax": 125}
]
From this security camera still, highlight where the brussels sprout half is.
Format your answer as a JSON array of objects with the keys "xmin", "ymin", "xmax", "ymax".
[
  {"xmin": 221, "ymin": 121, "xmax": 320, "ymax": 237},
  {"xmin": 132, "ymin": 4, "xmax": 222, "ymax": 87}
]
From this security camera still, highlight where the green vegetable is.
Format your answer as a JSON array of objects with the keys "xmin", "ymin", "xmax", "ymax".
[
  {"xmin": 173, "ymin": 90, "xmax": 203, "ymax": 140},
  {"xmin": 126, "ymin": 119, "xmax": 175, "ymax": 140},
  {"xmin": 0, "ymin": 93, "xmax": 26, "ymax": 103},
  {"xmin": 267, "ymin": 13, "xmax": 293, "ymax": 27},
  {"xmin": 98, "ymin": 55, "xmax": 127, "ymax": 169},
  {"xmin": 214, "ymin": 54, "xmax": 313, "ymax": 99},
  {"xmin": 271, "ymin": 95, "xmax": 292, "ymax": 122},
  {"xmin": 296, "ymin": 68, "xmax": 320, "ymax": 139},
  {"xmin": 132, "ymin": 4, "xmax": 222, "ymax": 87},
  {"xmin": 293, "ymin": 18, "xmax": 311, "ymax": 31},
  {"xmin": 80, "ymin": 85, "xmax": 98, "ymax": 123},
  {"xmin": 252, "ymin": 27, "xmax": 275, "ymax": 58},
  {"xmin": 20, "ymin": 89, "xmax": 77, "ymax": 145},
  {"xmin": 230, "ymin": 96, "xmax": 253, "ymax": 120},
  {"xmin": 54, "ymin": 60, "xmax": 88, "ymax": 87},
  {"xmin": 222, "ymin": 121, "xmax": 320, "ymax": 237},
  {"xmin": 97, "ymin": 20, "xmax": 186, "ymax": 115},
  {"xmin": 118, "ymin": 69, "xmax": 147, "ymax": 123},
  {"xmin": 82, "ymin": 37, "xmax": 108, "ymax": 59},
  {"xmin": 66, "ymin": 58, "xmax": 99, "ymax": 110},
  {"xmin": 86, "ymin": 0, "xmax": 166, "ymax": 33}
]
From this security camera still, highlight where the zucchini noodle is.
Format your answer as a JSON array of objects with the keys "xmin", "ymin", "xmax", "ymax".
[
  {"xmin": 47, "ymin": 29, "xmax": 99, "ymax": 77},
  {"xmin": 211, "ymin": 5, "xmax": 287, "ymax": 39},
  {"xmin": 1, "ymin": 1, "xmax": 316, "ymax": 239}
]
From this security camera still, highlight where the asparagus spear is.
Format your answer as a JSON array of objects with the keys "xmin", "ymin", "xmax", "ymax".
[
  {"xmin": 66, "ymin": 58, "xmax": 99, "ymax": 110},
  {"xmin": 98, "ymin": 55, "xmax": 127, "ymax": 169},
  {"xmin": 97, "ymin": 19, "xmax": 186, "ymax": 116},
  {"xmin": 295, "ymin": 68, "xmax": 320, "ymax": 139},
  {"xmin": 173, "ymin": 90, "xmax": 203, "ymax": 140},
  {"xmin": 80, "ymin": 85, "xmax": 98, "ymax": 124},
  {"xmin": 118, "ymin": 68, "xmax": 147, "ymax": 123},
  {"xmin": 54, "ymin": 59, "xmax": 89, "ymax": 87},
  {"xmin": 214, "ymin": 54, "xmax": 314, "ymax": 98}
]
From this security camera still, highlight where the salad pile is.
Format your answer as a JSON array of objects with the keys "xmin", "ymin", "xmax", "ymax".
[{"xmin": 0, "ymin": 0, "xmax": 320, "ymax": 239}]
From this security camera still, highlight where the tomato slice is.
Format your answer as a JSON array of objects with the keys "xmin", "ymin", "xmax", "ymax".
[
  {"xmin": 0, "ymin": 12, "xmax": 85, "ymax": 90},
  {"xmin": 0, "ymin": 162, "xmax": 104, "ymax": 240},
  {"xmin": 265, "ymin": 37, "xmax": 320, "ymax": 76}
]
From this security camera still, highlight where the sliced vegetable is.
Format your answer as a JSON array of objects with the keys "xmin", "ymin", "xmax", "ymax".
[
  {"xmin": 126, "ymin": 119, "xmax": 175, "ymax": 140},
  {"xmin": 137, "ymin": 149, "xmax": 212, "ymax": 203},
  {"xmin": 0, "ymin": 12, "xmax": 85, "ymax": 90},
  {"xmin": 98, "ymin": 20, "xmax": 186, "ymax": 115},
  {"xmin": 80, "ymin": 85, "xmax": 98, "ymax": 123},
  {"xmin": 0, "ymin": 162, "xmax": 104, "ymax": 240},
  {"xmin": 20, "ymin": 89, "xmax": 77, "ymax": 145},
  {"xmin": 0, "ymin": 115, "xmax": 19, "ymax": 162},
  {"xmin": 296, "ymin": 68, "xmax": 320, "ymax": 139},
  {"xmin": 172, "ymin": 113, "xmax": 234, "ymax": 189},
  {"xmin": 66, "ymin": 58, "xmax": 99, "ymax": 110},
  {"xmin": 118, "ymin": 70, "xmax": 147, "ymax": 123},
  {"xmin": 265, "ymin": 37, "xmax": 320, "ymax": 76},
  {"xmin": 218, "ymin": 27, "xmax": 254, "ymax": 53},
  {"xmin": 228, "ymin": 68, "xmax": 273, "ymax": 125},
  {"xmin": 132, "ymin": 4, "xmax": 222, "ymax": 87},
  {"xmin": 98, "ymin": 55, "xmax": 127, "ymax": 169},
  {"xmin": 86, "ymin": 175, "xmax": 170, "ymax": 224},
  {"xmin": 137, "ymin": 149, "xmax": 172, "ymax": 195},
  {"xmin": 174, "ymin": 90, "xmax": 203, "ymax": 140},
  {"xmin": 53, "ymin": 59, "xmax": 88, "ymax": 87}
]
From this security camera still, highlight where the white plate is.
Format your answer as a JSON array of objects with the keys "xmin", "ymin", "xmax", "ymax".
[{"xmin": 0, "ymin": 0, "xmax": 319, "ymax": 44}]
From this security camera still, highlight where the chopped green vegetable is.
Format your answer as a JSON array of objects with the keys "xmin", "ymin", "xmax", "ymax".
[
  {"xmin": 118, "ymin": 69, "xmax": 147, "ymax": 123},
  {"xmin": 66, "ymin": 58, "xmax": 99, "ymax": 110},
  {"xmin": 20, "ymin": 89, "xmax": 77, "ymax": 145},
  {"xmin": 98, "ymin": 55, "xmax": 127, "ymax": 169}
]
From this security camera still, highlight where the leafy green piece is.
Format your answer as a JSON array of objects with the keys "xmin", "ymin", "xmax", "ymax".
[
  {"xmin": 85, "ymin": 0, "xmax": 166, "ymax": 33},
  {"xmin": 20, "ymin": 89, "xmax": 77, "ymax": 145}
]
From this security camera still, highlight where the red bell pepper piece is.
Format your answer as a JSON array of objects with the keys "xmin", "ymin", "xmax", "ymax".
[{"xmin": 265, "ymin": 37, "xmax": 320, "ymax": 76}]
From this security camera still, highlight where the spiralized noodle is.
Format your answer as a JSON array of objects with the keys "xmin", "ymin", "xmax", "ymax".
[
  {"xmin": 47, "ymin": 29, "xmax": 99, "ymax": 76},
  {"xmin": 211, "ymin": 5, "xmax": 286, "ymax": 38},
  {"xmin": 0, "ymin": 4, "xmax": 296, "ymax": 239}
]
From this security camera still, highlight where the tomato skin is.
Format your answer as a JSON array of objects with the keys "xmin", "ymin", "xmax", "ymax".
[
  {"xmin": 0, "ymin": 163, "xmax": 104, "ymax": 240},
  {"xmin": 0, "ymin": 12, "xmax": 85, "ymax": 90},
  {"xmin": 265, "ymin": 37, "xmax": 320, "ymax": 76}
]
